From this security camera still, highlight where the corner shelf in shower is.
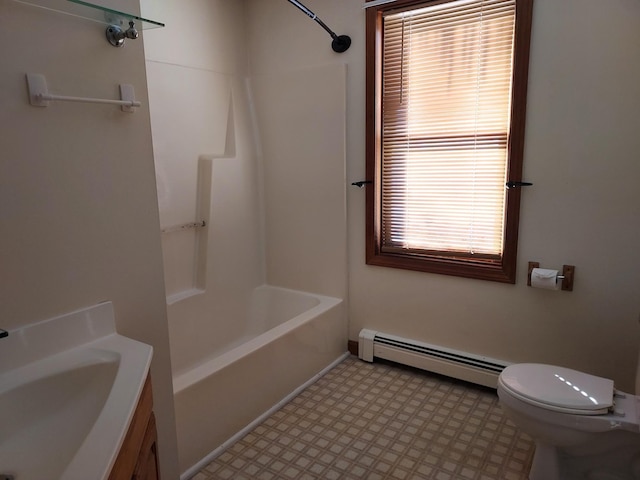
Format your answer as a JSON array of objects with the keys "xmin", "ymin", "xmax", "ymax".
[{"xmin": 10, "ymin": 0, "xmax": 164, "ymax": 30}]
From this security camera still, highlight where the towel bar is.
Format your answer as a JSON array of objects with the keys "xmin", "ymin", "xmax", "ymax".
[{"xmin": 26, "ymin": 73, "xmax": 141, "ymax": 112}]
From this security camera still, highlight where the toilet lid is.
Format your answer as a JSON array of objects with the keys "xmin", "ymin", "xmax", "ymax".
[{"xmin": 500, "ymin": 363, "xmax": 614, "ymax": 413}]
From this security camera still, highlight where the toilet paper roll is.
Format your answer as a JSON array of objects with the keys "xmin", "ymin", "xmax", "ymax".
[{"xmin": 531, "ymin": 268, "xmax": 561, "ymax": 290}]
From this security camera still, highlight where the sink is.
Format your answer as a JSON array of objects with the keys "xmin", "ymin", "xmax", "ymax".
[
  {"xmin": 0, "ymin": 302, "xmax": 153, "ymax": 480},
  {"xmin": 0, "ymin": 353, "xmax": 119, "ymax": 479}
]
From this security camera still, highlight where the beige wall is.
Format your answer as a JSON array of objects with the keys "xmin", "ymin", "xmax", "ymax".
[
  {"xmin": 247, "ymin": 0, "xmax": 640, "ymax": 392},
  {"xmin": 0, "ymin": 1, "xmax": 179, "ymax": 478}
]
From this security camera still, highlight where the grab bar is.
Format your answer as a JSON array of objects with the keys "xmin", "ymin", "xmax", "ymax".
[
  {"xmin": 26, "ymin": 74, "xmax": 141, "ymax": 112},
  {"xmin": 161, "ymin": 220, "xmax": 206, "ymax": 234}
]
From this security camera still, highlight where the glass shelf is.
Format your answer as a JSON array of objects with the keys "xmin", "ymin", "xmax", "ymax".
[{"xmin": 11, "ymin": 0, "xmax": 164, "ymax": 30}]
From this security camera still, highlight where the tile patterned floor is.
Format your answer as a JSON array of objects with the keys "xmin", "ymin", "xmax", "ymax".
[{"xmin": 192, "ymin": 356, "xmax": 534, "ymax": 479}]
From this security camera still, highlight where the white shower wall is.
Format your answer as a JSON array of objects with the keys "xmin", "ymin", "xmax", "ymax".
[
  {"xmin": 252, "ymin": 64, "xmax": 348, "ymax": 299},
  {"xmin": 147, "ymin": 62, "xmax": 234, "ymax": 300},
  {"xmin": 141, "ymin": 0, "xmax": 348, "ymax": 375},
  {"xmin": 142, "ymin": 0, "xmax": 265, "ymax": 374}
]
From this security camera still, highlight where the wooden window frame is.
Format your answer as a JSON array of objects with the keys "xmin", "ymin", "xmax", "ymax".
[{"xmin": 365, "ymin": 0, "xmax": 534, "ymax": 283}]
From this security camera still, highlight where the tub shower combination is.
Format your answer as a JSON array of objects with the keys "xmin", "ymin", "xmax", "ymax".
[
  {"xmin": 152, "ymin": 2, "xmax": 350, "ymax": 474},
  {"xmin": 171, "ymin": 286, "xmax": 346, "ymax": 476}
]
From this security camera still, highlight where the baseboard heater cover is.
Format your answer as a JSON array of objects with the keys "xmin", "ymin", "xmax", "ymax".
[{"xmin": 358, "ymin": 328, "xmax": 510, "ymax": 388}]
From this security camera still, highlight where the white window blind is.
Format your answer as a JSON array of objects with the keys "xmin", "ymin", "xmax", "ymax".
[{"xmin": 381, "ymin": 0, "xmax": 516, "ymax": 258}]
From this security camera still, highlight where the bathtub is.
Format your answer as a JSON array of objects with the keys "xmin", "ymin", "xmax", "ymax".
[{"xmin": 171, "ymin": 285, "xmax": 346, "ymax": 476}]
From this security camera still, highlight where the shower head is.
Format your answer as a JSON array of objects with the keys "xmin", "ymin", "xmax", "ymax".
[
  {"xmin": 331, "ymin": 35, "xmax": 351, "ymax": 53},
  {"xmin": 286, "ymin": 0, "xmax": 351, "ymax": 53}
]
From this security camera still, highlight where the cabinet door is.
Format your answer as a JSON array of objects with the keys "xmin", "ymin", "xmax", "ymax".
[
  {"xmin": 110, "ymin": 375, "xmax": 155, "ymax": 480},
  {"xmin": 132, "ymin": 413, "xmax": 160, "ymax": 480}
]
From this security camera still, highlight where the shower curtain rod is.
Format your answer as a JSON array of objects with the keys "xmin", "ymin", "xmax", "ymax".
[{"xmin": 286, "ymin": 0, "xmax": 351, "ymax": 53}]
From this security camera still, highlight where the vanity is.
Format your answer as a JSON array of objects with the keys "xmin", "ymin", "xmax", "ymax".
[
  {"xmin": 109, "ymin": 374, "xmax": 159, "ymax": 480},
  {"xmin": 0, "ymin": 302, "xmax": 157, "ymax": 480}
]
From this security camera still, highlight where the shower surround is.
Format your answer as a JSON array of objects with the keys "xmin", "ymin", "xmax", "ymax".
[{"xmin": 142, "ymin": 0, "xmax": 348, "ymax": 474}]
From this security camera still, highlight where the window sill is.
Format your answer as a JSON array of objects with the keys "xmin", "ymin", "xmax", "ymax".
[{"xmin": 366, "ymin": 251, "xmax": 516, "ymax": 284}]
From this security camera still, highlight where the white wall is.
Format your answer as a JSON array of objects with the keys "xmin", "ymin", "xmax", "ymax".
[
  {"xmin": 246, "ymin": 0, "xmax": 640, "ymax": 392},
  {"xmin": 0, "ymin": 0, "xmax": 179, "ymax": 478}
]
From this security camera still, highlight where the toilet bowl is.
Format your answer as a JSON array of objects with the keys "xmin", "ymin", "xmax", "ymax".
[{"xmin": 497, "ymin": 363, "xmax": 640, "ymax": 480}]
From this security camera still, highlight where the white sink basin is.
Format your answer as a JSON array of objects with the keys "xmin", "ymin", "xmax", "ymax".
[{"xmin": 0, "ymin": 302, "xmax": 153, "ymax": 480}]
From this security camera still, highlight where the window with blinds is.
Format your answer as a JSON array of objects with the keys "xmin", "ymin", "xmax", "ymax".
[{"xmin": 365, "ymin": 0, "xmax": 533, "ymax": 283}]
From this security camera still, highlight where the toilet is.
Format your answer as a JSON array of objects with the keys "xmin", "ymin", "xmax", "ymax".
[{"xmin": 497, "ymin": 363, "xmax": 640, "ymax": 480}]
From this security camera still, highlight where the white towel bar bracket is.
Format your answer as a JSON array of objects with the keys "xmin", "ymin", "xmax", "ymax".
[{"xmin": 25, "ymin": 73, "xmax": 141, "ymax": 112}]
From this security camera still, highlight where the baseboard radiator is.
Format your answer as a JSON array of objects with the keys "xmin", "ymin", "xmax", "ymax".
[{"xmin": 358, "ymin": 329, "xmax": 510, "ymax": 388}]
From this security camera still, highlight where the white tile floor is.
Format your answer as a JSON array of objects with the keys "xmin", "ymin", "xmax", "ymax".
[{"xmin": 192, "ymin": 356, "xmax": 534, "ymax": 479}]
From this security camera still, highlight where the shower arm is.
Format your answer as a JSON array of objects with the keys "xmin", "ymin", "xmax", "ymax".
[{"xmin": 286, "ymin": 0, "xmax": 352, "ymax": 53}]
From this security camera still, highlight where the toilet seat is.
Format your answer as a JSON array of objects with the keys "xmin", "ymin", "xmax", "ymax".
[{"xmin": 499, "ymin": 363, "xmax": 614, "ymax": 415}]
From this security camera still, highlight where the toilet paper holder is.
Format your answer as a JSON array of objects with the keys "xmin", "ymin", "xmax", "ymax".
[{"xmin": 527, "ymin": 262, "xmax": 575, "ymax": 291}]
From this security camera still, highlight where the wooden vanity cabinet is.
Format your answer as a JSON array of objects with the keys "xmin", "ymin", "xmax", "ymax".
[
  {"xmin": 109, "ymin": 374, "xmax": 160, "ymax": 480},
  {"xmin": 132, "ymin": 412, "xmax": 159, "ymax": 480}
]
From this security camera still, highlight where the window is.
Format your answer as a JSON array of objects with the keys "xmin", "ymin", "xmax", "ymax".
[{"xmin": 365, "ymin": 0, "xmax": 533, "ymax": 283}]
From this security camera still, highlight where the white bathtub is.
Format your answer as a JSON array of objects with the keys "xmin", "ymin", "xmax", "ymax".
[{"xmin": 172, "ymin": 285, "xmax": 346, "ymax": 476}]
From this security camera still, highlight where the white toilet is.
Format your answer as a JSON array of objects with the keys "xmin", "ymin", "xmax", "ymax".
[{"xmin": 497, "ymin": 363, "xmax": 640, "ymax": 480}]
